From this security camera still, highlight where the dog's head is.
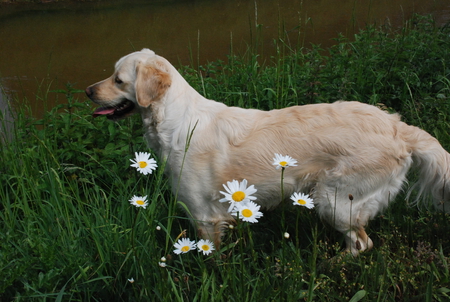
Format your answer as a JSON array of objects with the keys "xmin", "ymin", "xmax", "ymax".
[{"xmin": 85, "ymin": 48, "xmax": 171, "ymax": 120}]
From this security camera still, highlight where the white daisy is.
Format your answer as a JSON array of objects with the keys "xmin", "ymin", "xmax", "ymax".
[
  {"xmin": 129, "ymin": 195, "xmax": 149, "ymax": 209},
  {"xmin": 130, "ymin": 152, "xmax": 157, "ymax": 175},
  {"xmin": 290, "ymin": 192, "xmax": 314, "ymax": 209},
  {"xmin": 272, "ymin": 153, "xmax": 298, "ymax": 169},
  {"xmin": 231, "ymin": 201, "xmax": 263, "ymax": 223},
  {"xmin": 219, "ymin": 179, "xmax": 257, "ymax": 212},
  {"xmin": 173, "ymin": 238, "xmax": 196, "ymax": 255},
  {"xmin": 197, "ymin": 239, "xmax": 215, "ymax": 255}
]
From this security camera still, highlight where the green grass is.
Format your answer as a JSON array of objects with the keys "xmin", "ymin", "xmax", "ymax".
[{"xmin": 1, "ymin": 14, "xmax": 450, "ymax": 301}]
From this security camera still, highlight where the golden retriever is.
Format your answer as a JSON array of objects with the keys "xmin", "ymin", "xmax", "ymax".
[{"xmin": 86, "ymin": 48, "xmax": 450, "ymax": 256}]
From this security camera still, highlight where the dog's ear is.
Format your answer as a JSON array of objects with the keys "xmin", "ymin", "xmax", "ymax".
[{"xmin": 135, "ymin": 63, "xmax": 171, "ymax": 108}]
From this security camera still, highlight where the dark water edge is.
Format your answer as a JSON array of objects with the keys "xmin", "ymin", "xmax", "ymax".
[
  {"xmin": 1, "ymin": 0, "xmax": 107, "ymax": 4},
  {"xmin": 0, "ymin": 0, "xmax": 449, "ymax": 119}
]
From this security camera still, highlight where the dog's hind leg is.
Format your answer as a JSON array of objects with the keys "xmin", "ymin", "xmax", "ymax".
[
  {"xmin": 342, "ymin": 226, "xmax": 374, "ymax": 256},
  {"xmin": 357, "ymin": 227, "xmax": 374, "ymax": 251},
  {"xmin": 315, "ymin": 187, "xmax": 376, "ymax": 256}
]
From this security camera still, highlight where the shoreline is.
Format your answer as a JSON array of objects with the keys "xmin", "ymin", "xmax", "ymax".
[{"xmin": 0, "ymin": 0, "xmax": 98, "ymax": 3}]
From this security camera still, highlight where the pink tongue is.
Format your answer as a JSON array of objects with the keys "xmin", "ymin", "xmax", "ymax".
[{"xmin": 93, "ymin": 107, "xmax": 115, "ymax": 117}]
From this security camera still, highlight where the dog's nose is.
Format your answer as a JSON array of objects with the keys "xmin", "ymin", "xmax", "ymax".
[{"xmin": 85, "ymin": 86, "xmax": 93, "ymax": 98}]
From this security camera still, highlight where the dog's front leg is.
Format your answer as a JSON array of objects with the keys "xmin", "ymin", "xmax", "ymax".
[{"xmin": 196, "ymin": 219, "xmax": 234, "ymax": 252}]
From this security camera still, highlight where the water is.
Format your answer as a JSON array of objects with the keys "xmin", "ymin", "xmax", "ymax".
[{"xmin": 0, "ymin": 0, "xmax": 449, "ymax": 118}]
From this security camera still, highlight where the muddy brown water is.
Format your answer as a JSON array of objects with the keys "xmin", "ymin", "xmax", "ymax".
[{"xmin": 0, "ymin": 0, "xmax": 449, "ymax": 120}]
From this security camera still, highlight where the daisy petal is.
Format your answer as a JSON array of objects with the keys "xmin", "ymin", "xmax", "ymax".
[
  {"xmin": 290, "ymin": 192, "xmax": 314, "ymax": 209},
  {"xmin": 129, "ymin": 195, "xmax": 149, "ymax": 209},
  {"xmin": 173, "ymin": 238, "xmax": 196, "ymax": 254},
  {"xmin": 197, "ymin": 239, "xmax": 215, "ymax": 255},
  {"xmin": 130, "ymin": 152, "xmax": 158, "ymax": 175},
  {"xmin": 272, "ymin": 153, "xmax": 298, "ymax": 169},
  {"xmin": 231, "ymin": 201, "xmax": 263, "ymax": 223},
  {"xmin": 219, "ymin": 179, "xmax": 258, "ymax": 213}
]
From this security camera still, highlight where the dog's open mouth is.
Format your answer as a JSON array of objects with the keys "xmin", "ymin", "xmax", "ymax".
[{"xmin": 93, "ymin": 99, "xmax": 136, "ymax": 120}]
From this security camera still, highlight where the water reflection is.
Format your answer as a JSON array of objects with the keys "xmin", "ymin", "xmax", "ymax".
[{"xmin": 0, "ymin": 0, "xmax": 449, "ymax": 117}]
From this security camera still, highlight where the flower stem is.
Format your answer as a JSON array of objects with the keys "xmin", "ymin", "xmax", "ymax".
[
  {"xmin": 280, "ymin": 167, "xmax": 286, "ymax": 299},
  {"xmin": 130, "ymin": 208, "xmax": 144, "ymax": 289},
  {"xmin": 281, "ymin": 167, "xmax": 285, "ymax": 230},
  {"xmin": 131, "ymin": 208, "xmax": 140, "ymax": 254}
]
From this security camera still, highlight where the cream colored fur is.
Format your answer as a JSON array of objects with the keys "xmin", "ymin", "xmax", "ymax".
[{"xmin": 86, "ymin": 49, "xmax": 450, "ymax": 256}]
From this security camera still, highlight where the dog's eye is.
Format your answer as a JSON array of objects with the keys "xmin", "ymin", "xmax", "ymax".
[{"xmin": 115, "ymin": 76, "xmax": 123, "ymax": 85}]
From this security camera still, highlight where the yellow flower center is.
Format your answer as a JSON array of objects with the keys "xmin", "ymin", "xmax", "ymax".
[
  {"xmin": 139, "ymin": 161, "xmax": 148, "ymax": 168},
  {"xmin": 232, "ymin": 191, "xmax": 245, "ymax": 202},
  {"xmin": 242, "ymin": 209, "xmax": 253, "ymax": 218},
  {"xmin": 280, "ymin": 161, "xmax": 288, "ymax": 167},
  {"xmin": 297, "ymin": 199, "xmax": 306, "ymax": 205},
  {"xmin": 201, "ymin": 244, "xmax": 210, "ymax": 251},
  {"xmin": 136, "ymin": 199, "xmax": 145, "ymax": 206},
  {"xmin": 181, "ymin": 246, "xmax": 190, "ymax": 252}
]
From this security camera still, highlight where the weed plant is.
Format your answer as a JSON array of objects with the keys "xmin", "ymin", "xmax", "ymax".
[{"xmin": 1, "ymin": 15, "xmax": 450, "ymax": 301}]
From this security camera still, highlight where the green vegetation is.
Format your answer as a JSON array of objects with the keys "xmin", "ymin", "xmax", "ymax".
[{"xmin": 1, "ymin": 15, "xmax": 450, "ymax": 301}]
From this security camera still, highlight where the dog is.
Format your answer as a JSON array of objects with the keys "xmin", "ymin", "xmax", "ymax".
[{"xmin": 86, "ymin": 48, "xmax": 450, "ymax": 256}]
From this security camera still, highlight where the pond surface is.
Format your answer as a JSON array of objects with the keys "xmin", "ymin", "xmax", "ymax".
[{"xmin": 0, "ymin": 0, "xmax": 449, "ymax": 118}]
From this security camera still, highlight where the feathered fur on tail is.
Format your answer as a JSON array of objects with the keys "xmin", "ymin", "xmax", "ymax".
[{"xmin": 402, "ymin": 123, "xmax": 450, "ymax": 212}]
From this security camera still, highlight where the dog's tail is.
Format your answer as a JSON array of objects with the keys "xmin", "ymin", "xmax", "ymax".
[{"xmin": 401, "ymin": 122, "xmax": 450, "ymax": 212}]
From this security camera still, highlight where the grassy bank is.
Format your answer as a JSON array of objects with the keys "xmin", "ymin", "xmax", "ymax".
[{"xmin": 1, "ymin": 15, "xmax": 450, "ymax": 301}]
